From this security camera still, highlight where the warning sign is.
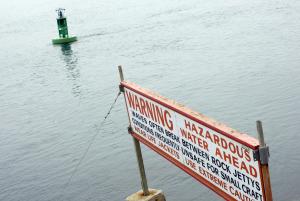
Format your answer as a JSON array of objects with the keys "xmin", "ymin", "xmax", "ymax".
[{"xmin": 121, "ymin": 81, "xmax": 265, "ymax": 201}]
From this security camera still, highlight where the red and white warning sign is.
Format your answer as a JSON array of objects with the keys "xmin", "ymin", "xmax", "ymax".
[{"xmin": 121, "ymin": 81, "xmax": 265, "ymax": 201}]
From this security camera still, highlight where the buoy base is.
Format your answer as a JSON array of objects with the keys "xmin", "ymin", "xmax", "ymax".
[
  {"xmin": 125, "ymin": 189, "xmax": 166, "ymax": 201},
  {"xmin": 52, "ymin": 36, "xmax": 77, "ymax": 44}
]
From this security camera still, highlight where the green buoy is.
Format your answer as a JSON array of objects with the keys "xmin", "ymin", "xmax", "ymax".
[{"xmin": 52, "ymin": 8, "xmax": 77, "ymax": 45}]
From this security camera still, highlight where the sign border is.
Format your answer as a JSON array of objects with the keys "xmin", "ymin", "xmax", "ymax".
[{"xmin": 121, "ymin": 80, "xmax": 266, "ymax": 201}]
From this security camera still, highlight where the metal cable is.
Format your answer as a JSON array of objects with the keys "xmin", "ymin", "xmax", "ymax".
[{"xmin": 62, "ymin": 91, "xmax": 121, "ymax": 199}]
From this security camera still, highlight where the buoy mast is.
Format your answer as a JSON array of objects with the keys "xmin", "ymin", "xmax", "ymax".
[
  {"xmin": 52, "ymin": 8, "xmax": 77, "ymax": 44},
  {"xmin": 56, "ymin": 8, "xmax": 69, "ymax": 38}
]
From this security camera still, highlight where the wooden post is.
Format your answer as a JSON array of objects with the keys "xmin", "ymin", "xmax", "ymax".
[
  {"xmin": 118, "ymin": 65, "xmax": 124, "ymax": 82},
  {"xmin": 118, "ymin": 65, "xmax": 150, "ymax": 196},
  {"xmin": 133, "ymin": 136, "xmax": 150, "ymax": 196},
  {"xmin": 256, "ymin": 120, "xmax": 273, "ymax": 201}
]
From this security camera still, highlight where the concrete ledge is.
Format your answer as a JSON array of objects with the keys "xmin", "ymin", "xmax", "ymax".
[{"xmin": 126, "ymin": 189, "xmax": 166, "ymax": 201}]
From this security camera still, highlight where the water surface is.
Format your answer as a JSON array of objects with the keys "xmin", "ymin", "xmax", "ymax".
[{"xmin": 0, "ymin": 0, "xmax": 300, "ymax": 200}]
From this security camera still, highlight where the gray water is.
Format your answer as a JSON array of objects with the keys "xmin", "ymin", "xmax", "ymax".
[{"xmin": 1, "ymin": 0, "xmax": 300, "ymax": 200}]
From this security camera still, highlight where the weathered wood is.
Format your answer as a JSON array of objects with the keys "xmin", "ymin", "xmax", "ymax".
[
  {"xmin": 256, "ymin": 121, "xmax": 273, "ymax": 201},
  {"xmin": 126, "ymin": 189, "xmax": 166, "ymax": 201},
  {"xmin": 119, "ymin": 65, "xmax": 149, "ymax": 196},
  {"xmin": 133, "ymin": 138, "xmax": 150, "ymax": 196}
]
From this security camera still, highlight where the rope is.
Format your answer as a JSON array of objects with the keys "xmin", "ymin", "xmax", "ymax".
[{"xmin": 62, "ymin": 91, "xmax": 121, "ymax": 199}]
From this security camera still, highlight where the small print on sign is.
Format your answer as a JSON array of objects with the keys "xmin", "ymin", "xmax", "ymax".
[{"xmin": 122, "ymin": 81, "xmax": 265, "ymax": 201}]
